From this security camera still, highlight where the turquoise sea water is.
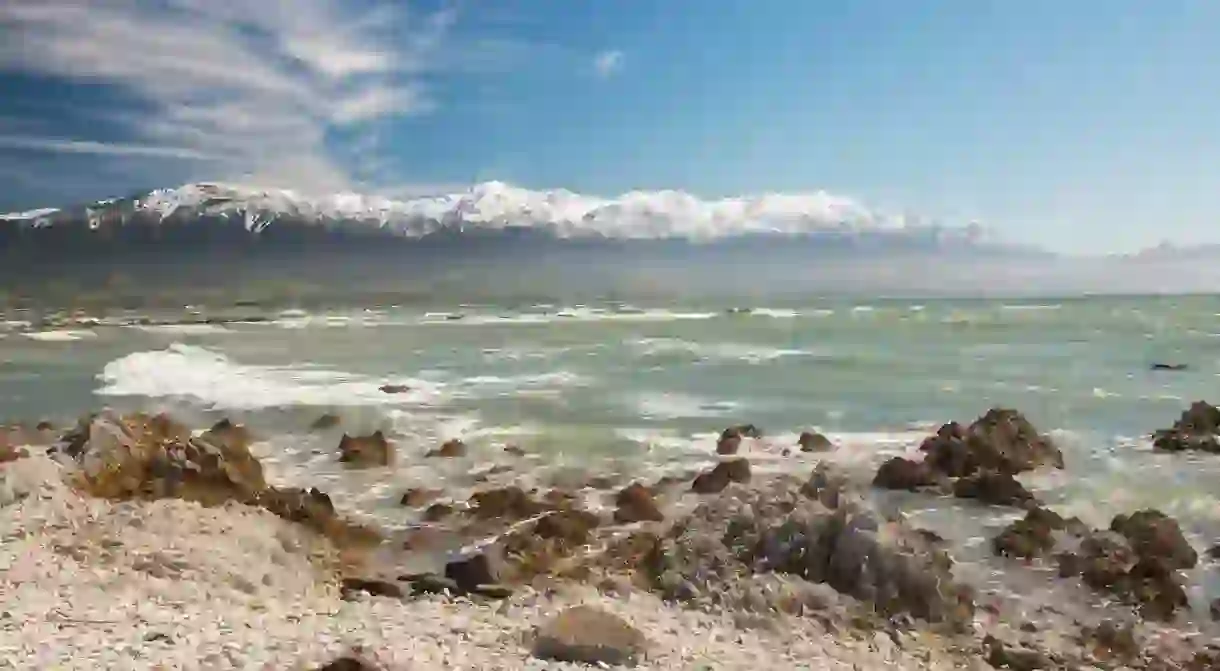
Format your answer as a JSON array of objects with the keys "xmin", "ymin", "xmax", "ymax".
[{"xmin": 2, "ymin": 294, "xmax": 1219, "ymax": 623}]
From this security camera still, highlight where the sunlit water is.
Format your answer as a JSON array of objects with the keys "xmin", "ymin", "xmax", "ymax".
[{"xmin": 2, "ymin": 294, "xmax": 1219, "ymax": 627}]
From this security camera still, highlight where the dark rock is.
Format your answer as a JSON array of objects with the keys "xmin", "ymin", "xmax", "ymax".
[
  {"xmin": 1056, "ymin": 512, "xmax": 1196, "ymax": 621},
  {"xmin": 1152, "ymin": 401, "xmax": 1220, "ymax": 453},
  {"xmin": 1151, "ymin": 363, "xmax": 1189, "ymax": 371},
  {"xmin": 1110, "ymin": 509, "xmax": 1198, "ymax": 570},
  {"xmin": 532, "ymin": 605, "xmax": 647, "ymax": 666},
  {"xmin": 314, "ymin": 655, "xmax": 381, "ymax": 671},
  {"xmin": 921, "ymin": 409, "xmax": 1062, "ymax": 477},
  {"xmin": 421, "ymin": 503, "xmax": 454, "ymax": 522},
  {"xmin": 444, "ymin": 546, "xmax": 504, "ymax": 592},
  {"xmin": 378, "ymin": 384, "xmax": 411, "ymax": 394},
  {"xmin": 653, "ymin": 473, "xmax": 975, "ymax": 628},
  {"xmin": 426, "ymin": 439, "xmax": 466, "ymax": 458},
  {"xmin": 1080, "ymin": 621, "xmax": 1139, "ymax": 661},
  {"xmin": 398, "ymin": 488, "xmax": 442, "ymax": 508},
  {"xmin": 722, "ymin": 424, "xmax": 762, "ymax": 439},
  {"xmin": 1211, "ymin": 598, "xmax": 1220, "ymax": 621},
  {"xmin": 310, "ymin": 413, "xmax": 341, "ymax": 431},
  {"xmin": 993, "ymin": 507, "xmax": 1076, "ymax": 559},
  {"xmin": 503, "ymin": 444, "xmax": 526, "ymax": 457},
  {"xmin": 468, "ymin": 486, "xmax": 543, "ymax": 520},
  {"xmin": 691, "ymin": 459, "xmax": 751, "ymax": 494},
  {"xmin": 984, "ymin": 636, "xmax": 1051, "ymax": 670},
  {"xmin": 534, "ymin": 509, "xmax": 600, "ymax": 544},
  {"xmin": 338, "ymin": 431, "xmax": 393, "ymax": 467},
  {"xmin": 798, "ymin": 431, "xmax": 834, "ymax": 452},
  {"xmin": 614, "ymin": 483, "xmax": 664, "ymax": 524},
  {"xmin": 35, "ymin": 420, "xmax": 54, "ymax": 432},
  {"xmin": 952, "ymin": 470, "xmax": 1036, "ymax": 507},
  {"xmin": 715, "ymin": 433, "xmax": 741, "ymax": 455},
  {"xmin": 471, "ymin": 583, "xmax": 514, "ymax": 599},
  {"xmin": 340, "ymin": 577, "xmax": 404, "ymax": 600},
  {"xmin": 1209, "ymin": 544, "xmax": 1220, "ymax": 561},
  {"xmin": 873, "ymin": 457, "xmax": 936, "ymax": 491}
]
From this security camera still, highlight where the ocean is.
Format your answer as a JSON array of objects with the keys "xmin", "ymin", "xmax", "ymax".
[{"xmin": 3, "ymin": 293, "xmax": 1220, "ymax": 625}]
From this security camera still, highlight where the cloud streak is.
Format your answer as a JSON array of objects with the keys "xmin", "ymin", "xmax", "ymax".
[
  {"xmin": 593, "ymin": 50, "xmax": 624, "ymax": 78},
  {"xmin": 0, "ymin": 135, "xmax": 221, "ymax": 160},
  {"xmin": 0, "ymin": 0, "xmax": 456, "ymax": 192}
]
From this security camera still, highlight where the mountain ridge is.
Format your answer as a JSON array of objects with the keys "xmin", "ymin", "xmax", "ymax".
[{"xmin": 0, "ymin": 180, "xmax": 999, "ymax": 247}]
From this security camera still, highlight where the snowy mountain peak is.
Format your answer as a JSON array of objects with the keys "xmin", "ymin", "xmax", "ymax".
[{"xmin": 1, "ymin": 181, "xmax": 989, "ymax": 244}]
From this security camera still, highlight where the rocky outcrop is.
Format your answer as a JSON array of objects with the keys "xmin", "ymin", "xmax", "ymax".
[
  {"xmin": 798, "ymin": 431, "xmax": 834, "ymax": 452},
  {"xmin": 532, "ymin": 606, "xmax": 647, "ymax": 666},
  {"xmin": 992, "ymin": 507, "xmax": 1086, "ymax": 559},
  {"xmin": 426, "ymin": 439, "xmax": 466, "ymax": 458},
  {"xmin": 873, "ymin": 408, "xmax": 1059, "ymax": 508},
  {"xmin": 337, "ymin": 431, "xmax": 393, "ymax": 467},
  {"xmin": 648, "ymin": 465, "xmax": 974, "ymax": 628},
  {"xmin": 995, "ymin": 505, "xmax": 1199, "ymax": 620},
  {"xmin": 715, "ymin": 424, "xmax": 760, "ymax": 455},
  {"xmin": 378, "ymin": 384, "xmax": 410, "ymax": 394},
  {"xmin": 1152, "ymin": 401, "xmax": 1220, "ymax": 453},
  {"xmin": 952, "ymin": 471, "xmax": 1036, "ymax": 508},
  {"xmin": 920, "ymin": 409, "xmax": 1063, "ymax": 476},
  {"xmin": 58, "ymin": 412, "xmax": 381, "ymax": 550},
  {"xmin": 399, "ymin": 488, "xmax": 442, "ymax": 508},
  {"xmin": 873, "ymin": 457, "xmax": 937, "ymax": 491},
  {"xmin": 691, "ymin": 459, "xmax": 751, "ymax": 494},
  {"xmin": 614, "ymin": 482, "xmax": 663, "ymax": 524}
]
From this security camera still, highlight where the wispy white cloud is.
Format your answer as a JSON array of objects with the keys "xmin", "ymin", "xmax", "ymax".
[
  {"xmin": 0, "ymin": 135, "xmax": 221, "ymax": 160},
  {"xmin": 593, "ymin": 49, "xmax": 624, "ymax": 78},
  {"xmin": 0, "ymin": 0, "xmax": 457, "ymax": 193}
]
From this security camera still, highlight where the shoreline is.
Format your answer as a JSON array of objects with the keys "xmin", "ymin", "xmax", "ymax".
[{"xmin": 3, "ymin": 407, "xmax": 1219, "ymax": 669}]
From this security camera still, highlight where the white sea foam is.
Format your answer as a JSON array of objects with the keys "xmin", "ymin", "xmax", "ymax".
[
  {"xmin": 630, "ymin": 392, "xmax": 742, "ymax": 420},
  {"xmin": 418, "ymin": 307, "xmax": 718, "ymax": 326},
  {"xmin": 131, "ymin": 323, "xmax": 231, "ymax": 335},
  {"xmin": 627, "ymin": 337, "xmax": 820, "ymax": 364},
  {"xmin": 22, "ymin": 330, "xmax": 98, "ymax": 342},
  {"xmin": 96, "ymin": 343, "xmax": 445, "ymax": 410}
]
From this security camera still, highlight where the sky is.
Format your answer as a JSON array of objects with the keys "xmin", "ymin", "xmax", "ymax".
[{"xmin": 1, "ymin": 0, "xmax": 1218, "ymax": 254}]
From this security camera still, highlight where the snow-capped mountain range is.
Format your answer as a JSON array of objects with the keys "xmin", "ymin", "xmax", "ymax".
[{"xmin": 0, "ymin": 180, "xmax": 990, "ymax": 245}]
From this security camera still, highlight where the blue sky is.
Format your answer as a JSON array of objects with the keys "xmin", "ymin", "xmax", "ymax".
[{"xmin": 1, "ymin": 0, "xmax": 1218, "ymax": 253}]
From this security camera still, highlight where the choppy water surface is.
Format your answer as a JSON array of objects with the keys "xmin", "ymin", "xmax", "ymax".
[{"xmin": 2, "ymin": 294, "xmax": 1219, "ymax": 625}]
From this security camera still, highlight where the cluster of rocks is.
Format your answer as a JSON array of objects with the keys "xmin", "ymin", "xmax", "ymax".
[
  {"xmin": 53, "ymin": 412, "xmax": 382, "ymax": 552},
  {"xmin": 873, "ymin": 408, "xmax": 1063, "ymax": 508},
  {"xmin": 1153, "ymin": 400, "xmax": 1220, "ymax": 453},
  {"xmin": 713, "ymin": 423, "xmax": 835, "ymax": 456},
  {"xmin": 995, "ymin": 506, "xmax": 1204, "ymax": 621}
]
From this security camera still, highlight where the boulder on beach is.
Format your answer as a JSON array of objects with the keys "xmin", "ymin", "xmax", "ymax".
[
  {"xmin": 337, "ymin": 431, "xmax": 393, "ymax": 467},
  {"xmin": 57, "ymin": 411, "xmax": 381, "ymax": 550},
  {"xmin": 1152, "ymin": 400, "xmax": 1220, "ymax": 453},
  {"xmin": 993, "ymin": 507, "xmax": 1085, "ymax": 559},
  {"xmin": 399, "ymin": 487, "xmax": 442, "ymax": 508},
  {"xmin": 614, "ymin": 482, "xmax": 664, "ymax": 524},
  {"xmin": 378, "ymin": 384, "xmax": 410, "ymax": 394},
  {"xmin": 798, "ymin": 431, "xmax": 834, "ymax": 452},
  {"xmin": 920, "ymin": 408, "xmax": 1063, "ymax": 477},
  {"xmin": 532, "ymin": 605, "xmax": 647, "ymax": 666},
  {"xmin": 995, "ymin": 504, "xmax": 1198, "ymax": 620},
  {"xmin": 951, "ymin": 470, "xmax": 1036, "ymax": 508},
  {"xmin": 652, "ymin": 465, "xmax": 974, "ymax": 628},
  {"xmin": 873, "ymin": 457, "xmax": 937, "ymax": 491},
  {"xmin": 716, "ymin": 424, "xmax": 761, "ymax": 455},
  {"xmin": 691, "ymin": 458, "xmax": 751, "ymax": 494},
  {"xmin": 426, "ymin": 439, "xmax": 467, "ymax": 458}
]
